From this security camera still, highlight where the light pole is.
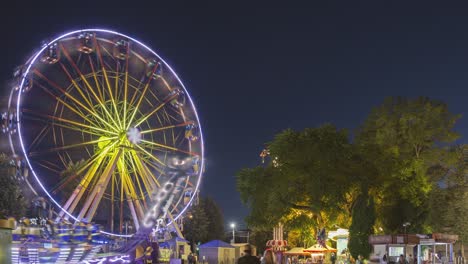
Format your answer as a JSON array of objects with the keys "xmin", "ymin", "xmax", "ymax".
[
  {"xmin": 230, "ymin": 223, "xmax": 236, "ymax": 244},
  {"xmin": 403, "ymin": 221, "xmax": 411, "ymax": 256}
]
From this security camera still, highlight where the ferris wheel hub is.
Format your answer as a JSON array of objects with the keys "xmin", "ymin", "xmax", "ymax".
[{"xmin": 126, "ymin": 127, "xmax": 142, "ymax": 145}]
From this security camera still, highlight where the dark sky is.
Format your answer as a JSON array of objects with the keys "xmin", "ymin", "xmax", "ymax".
[{"xmin": 2, "ymin": 1, "xmax": 468, "ymax": 229}]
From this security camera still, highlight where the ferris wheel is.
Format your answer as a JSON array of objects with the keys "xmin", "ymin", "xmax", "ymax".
[{"xmin": 6, "ymin": 29, "xmax": 204, "ymax": 237}]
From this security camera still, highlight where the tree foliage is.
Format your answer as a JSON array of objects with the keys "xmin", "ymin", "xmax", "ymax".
[
  {"xmin": 348, "ymin": 193, "xmax": 376, "ymax": 259},
  {"xmin": 429, "ymin": 146, "xmax": 468, "ymax": 243},
  {"xmin": 183, "ymin": 197, "xmax": 225, "ymax": 249},
  {"xmin": 356, "ymin": 96, "xmax": 460, "ymax": 233},
  {"xmin": 201, "ymin": 197, "xmax": 225, "ymax": 241},
  {"xmin": 0, "ymin": 153, "xmax": 27, "ymax": 219},
  {"xmin": 237, "ymin": 96, "xmax": 464, "ymax": 249},
  {"xmin": 183, "ymin": 202, "xmax": 209, "ymax": 249},
  {"xmin": 237, "ymin": 125, "xmax": 356, "ymax": 232}
]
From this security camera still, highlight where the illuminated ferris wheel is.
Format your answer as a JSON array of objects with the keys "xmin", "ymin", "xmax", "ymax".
[{"xmin": 6, "ymin": 29, "xmax": 204, "ymax": 236}]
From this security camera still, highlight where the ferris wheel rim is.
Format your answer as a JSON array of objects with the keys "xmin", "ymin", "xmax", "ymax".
[{"xmin": 14, "ymin": 28, "xmax": 205, "ymax": 237}]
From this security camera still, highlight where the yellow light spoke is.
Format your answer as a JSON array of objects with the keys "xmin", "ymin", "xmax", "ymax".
[
  {"xmin": 58, "ymin": 61, "xmax": 95, "ymax": 111},
  {"xmin": 127, "ymin": 152, "xmax": 151, "ymax": 205},
  {"xmin": 29, "ymin": 137, "xmax": 117, "ymax": 157},
  {"xmin": 118, "ymin": 158, "xmax": 144, "ymax": 220},
  {"xmin": 126, "ymin": 64, "xmax": 160, "ymax": 129},
  {"xmin": 34, "ymin": 69, "xmax": 119, "ymax": 133},
  {"xmin": 123, "ymin": 45, "xmax": 130, "ymax": 129},
  {"xmin": 94, "ymin": 37, "xmax": 123, "ymax": 129},
  {"xmin": 132, "ymin": 151, "xmax": 162, "ymax": 188},
  {"xmin": 56, "ymin": 141, "xmax": 116, "ymax": 220},
  {"xmin": 140, "ymin": 121, "xmax": 192, "ymax": 135},
  {"xmin": 23, "ymin": 109, "xmax": 117, "ymax": 136},
  {"xmin": 59, "ymin": 43, "xmax": 120, "ymax": 128},
  {"xmin": 133, "ymin": 93, "xmax": 177, "ymax": 127},
  {"xmin": 134, "ymin": 144, "xmax": 166, "ymax": 167},
  {"xmin": 35, "ymin": 81, "xmax": 104, "ymax": 131},
  {"xmin": 140, "ymin": 139, "xmax": 199, "ymax": 156}
]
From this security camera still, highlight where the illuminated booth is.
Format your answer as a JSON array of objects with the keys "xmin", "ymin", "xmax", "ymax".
[{"xmin": 369, "ymin": 233, "xmax": 458, "ymax": 264}]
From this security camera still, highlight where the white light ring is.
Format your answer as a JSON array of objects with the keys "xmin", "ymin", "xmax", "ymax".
[{"xmin": 16, "ymin": 28, "xmax": 205, "ymax": 236}]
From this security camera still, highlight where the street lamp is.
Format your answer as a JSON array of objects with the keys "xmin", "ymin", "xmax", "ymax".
[
  {"xmin": 403, "ymin": 222, "xmax": 411, "ymax": 244},
  {"xmin": 230, "ymin": 223, "xmax": 236, "ymax": 244}
]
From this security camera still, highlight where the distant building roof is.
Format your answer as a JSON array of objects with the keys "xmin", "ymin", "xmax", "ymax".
[{"xmin": 199, "ymin": 240, "xmax": 235, "ymax": 248}]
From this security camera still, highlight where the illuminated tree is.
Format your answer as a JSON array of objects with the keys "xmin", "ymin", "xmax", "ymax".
[
  {"xmin": 356, "ymin": 96, "xmax": 460, "ymax": 232},
  {"xmin": 237, "ymin": 125, "xmax": 357, "ymax": 233}
]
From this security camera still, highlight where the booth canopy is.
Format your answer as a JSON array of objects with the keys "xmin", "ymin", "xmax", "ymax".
[
  {"xmin": 304, "ymin": 244, "xmax": 337, "ymax": 253},
  {"xmin": 284, "ymin": 247, "xmax": 309, "ymax": 256}
]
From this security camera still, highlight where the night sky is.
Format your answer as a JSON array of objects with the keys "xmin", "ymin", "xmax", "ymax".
[{"xmin": 2, "ymin": 1, "xmax": 468, "ymax": 229}]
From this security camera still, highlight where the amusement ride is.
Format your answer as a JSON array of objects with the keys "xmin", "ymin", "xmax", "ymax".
[{"xmin": 2, "ymin": 28, "xmax": 204, "ymax": 263}]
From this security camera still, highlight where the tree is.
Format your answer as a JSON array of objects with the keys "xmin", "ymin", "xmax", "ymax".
[
  {"xmin": 348, "ymin": 192, "xmax": 376, "ymax": 259},
  {"xmin": 249, "ymin": 229, "xmax": 271, "ymax": 254},
  {"xmin": 183, "ymin": 203, "xmax": 209, "ymax": 251},
  {"xmin": 429, "ymin": 146, "xmax": 468, "ymax": 245},
  {"xmin": 201, "ymin": 197, "xmax": 225, "ymax": 241},
  {"xmin": 356, "ymin": 96, "xmax": 460, "ymax": 233},
  {"xmin": 237, "ymin": 125, "xmax": 357, "ymax": 233},
  {"xmin": 0, "ymin": 153, "xmax": 27, "ymax": 219}
]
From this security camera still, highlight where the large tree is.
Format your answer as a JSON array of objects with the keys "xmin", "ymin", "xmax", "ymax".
[
  {"xmin": 356, "ymin": 96, "xmax": 460, "ymax": 233},
  {"xmin": 429, "ymin": 146, "xmax": 468, "ymax": 246},
  {"xmin": 183, "ymin": 202, "xmax": 209, "ymax": 251},
  {"xmin": 201, "ymin": 197, "xmax": 225, "ymax": 241},
  {"xmin": 237, "ymin": 124, "xmax": 357, "ymax": 233}
]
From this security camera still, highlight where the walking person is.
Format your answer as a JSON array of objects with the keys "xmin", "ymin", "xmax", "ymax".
[{"xmin": 239, "ymin": 247, "xmax": 260, "ymax": 264}]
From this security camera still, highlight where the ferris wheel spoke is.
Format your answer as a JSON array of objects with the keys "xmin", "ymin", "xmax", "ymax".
[
  {"xmin": 124, "ymin": 152, "xmax": 149, "ymax": 201},
  {"xmin": 59, "ymin": 43, "xmax": 101, "ymax": 107},
  {"xmin": 87, "ymin": 56, "xmax": 121, "ymax": 128},
  {"xmin": 126, "ymin": 63, "xmax": 160, "ymax": 130},
  {"xmin": 23, "ymin": 109, "xmax": 117, "ymax": 136},
  {"xmin": 27, "ymin": 124, "xmax": 51, "ymax": 153},
  {"xmin": 35, "ymin": 81, "xmax": 105, "ymax": 131},
  {"xmin": 117, "ymin": 159, "xmax": 144, "ymax": 229},
  {"xmin": 59, "ymin": 43, "xmax": 120, "ymax": 129},
  {"xmin": 123, "ymin": 45, "xmax": 130, "ymax": 134},
  {"xmin": 133, "ymin": 93, "xmax": 178, "ymax": 128},
  {"xmin": 57, "ymin": 153, "xmax": 108, "ymax": 221},
  {"xmin": 28, "ymin": 136, "xmax": 117, "ymax": 157},
  {"xmin": 79, "ymin": 148, "xmax": 122, "ymax": 222},
  {"xmin": 134, "ymin": 144, "xmax": 166, "ymax": 168},
  {"xmin": 140, "ymin": 139, "xmax": 199, "ymax": 156},
  {"xmin": 94, "ymin": 37, "xmax": 123, "ymax": 129},
  {"xmin": 35, "ymin": 160, "xmax": 61, "ymax": 174},
  {"xmin": 34, "ymin": 69, "xmax": 119, "ymax": 133},
  {"xmin": 57, "ymin": 140, "xmax": 120, "ymax": 222},
  {"xmin": 140, "ymin": 121, "xmax": 193, "ymax": 135},
  {"xmin": 131, "ymin": 150, "xmax": 161, "ymax": 190},
  {"xmin": 50, "ymin": 149, "xmax": 106, "ymax": 195},
  {"xmin": 126, "ymin": 153, "xmax": 150, "ymax": 209},
  {"xmin": 58, "ymin": 61, "xmax": 96, "ymax": 111}
]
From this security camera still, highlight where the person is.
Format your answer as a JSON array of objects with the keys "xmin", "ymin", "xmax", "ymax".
[
  {"xmin": 262, "ymin": 250, "xmax": 275, "ymax": 264},
  {"xmin": 188, "ymin": 252, "xmax": 195, "ymax": 264},
  {"xmin": 381, "ymin": 254, "xmax": 387, "ymax": 264},
  {"xmin": 331, "ymin": 252, "xmax": 337, "ymax": 264},
  {"xmin": 398, "ymin": 254, "xmax": 406, "ymax": 264},
  {"xmin": 356, "ymin": 255, "xmax": 363, "ymax": 264},
  {"xmin": 238, "ymin": 247, "xmax": 260, "ymax": 264}
]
